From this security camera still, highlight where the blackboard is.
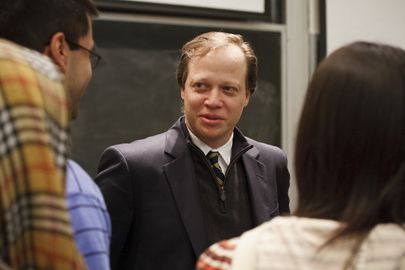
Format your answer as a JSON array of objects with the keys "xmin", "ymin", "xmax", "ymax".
[
  {"xmin": 95, "ymin": 0, "xmax": 283, "ymax": 22},
  {"xmin": 71, "ymin": 19, "xmax": 282, "ymax": 178}
]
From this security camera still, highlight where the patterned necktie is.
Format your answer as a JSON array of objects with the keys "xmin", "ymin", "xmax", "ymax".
[{"xmin": 207, "ymin": 151, "xmax": 225, "ymax": 186}]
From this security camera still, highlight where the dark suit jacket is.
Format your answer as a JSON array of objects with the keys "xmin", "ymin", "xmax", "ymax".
[{"xmin": 95, "ymin": 117, "xmax": 290, "ymax": 270}]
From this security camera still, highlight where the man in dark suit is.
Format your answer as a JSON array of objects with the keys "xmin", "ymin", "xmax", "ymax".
[{"xmin": 95, "ymin": 31, "xmax": 290, "ymax": 270}]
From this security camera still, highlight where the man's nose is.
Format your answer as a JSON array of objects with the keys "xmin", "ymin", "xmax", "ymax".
[{"xmin": 204, "ymin": 88, "xmax": 223, "ymax": 108}]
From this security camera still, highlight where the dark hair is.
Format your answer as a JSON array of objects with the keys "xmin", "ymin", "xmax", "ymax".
[
  {"xmin": 176, "ymin": 31, "xmax": 258, "ymax": 94},
  {"xmin": 0, "ymin": 0, "xmax": 98, "ymax": 52},
  {"xmin": 294, "ymin": 41, "xmax": 405, "ymax": 266}
]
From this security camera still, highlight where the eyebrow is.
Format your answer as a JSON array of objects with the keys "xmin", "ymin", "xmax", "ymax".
[{"xmin": 220, "ymin": 80, "xmax": 242, "ymax": 88}]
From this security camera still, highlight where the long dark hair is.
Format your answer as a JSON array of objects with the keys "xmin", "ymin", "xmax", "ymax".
[{"xmin": 294, "ymin": 41, "xmax": 405, "ymax": 265}]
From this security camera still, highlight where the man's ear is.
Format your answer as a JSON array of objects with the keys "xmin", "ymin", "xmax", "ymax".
[
  {"xmin": 43, "ymin": 32, "xmax": 69, "ymax": 73},
  {"xmin": 244, "ymin": 89, "xmax": 251, "ymax": 107}
]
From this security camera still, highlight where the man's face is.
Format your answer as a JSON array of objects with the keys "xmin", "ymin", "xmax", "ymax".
[
  {"xmin": 65, "ymin": 15, "xmax": 94, "ymax": 120},
  {"xmin": 181, "ymin": 44, "xmax": 250, "ymax": 149}
]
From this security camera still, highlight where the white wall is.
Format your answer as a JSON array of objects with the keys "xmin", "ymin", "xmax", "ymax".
[
  {"xmin": 283, "ymin": 0, "xmax": 310, "ymax": 213},
  {"xmin": 327, "ymin": 0, "xmax": 405, "ymax": 54}
]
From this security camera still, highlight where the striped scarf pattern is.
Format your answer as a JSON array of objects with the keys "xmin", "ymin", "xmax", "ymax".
[{"xmin": 0, "ymin": 38, "xmax": 86, "ymax": 269}]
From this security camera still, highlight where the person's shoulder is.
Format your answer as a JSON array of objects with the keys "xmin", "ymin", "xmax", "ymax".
[
  {"xmin": 66, "ymin": 159, "xmax": 104, "ymax": 200},
  {"xmin": 196, "ymin": 238, "xmax": 239, "ymax": 270},
  {"xmin": 126, "ymin": 132, "xmax": 167, "ymax": 149},
  {"xmin": 102, "ymin": 131, "xmax": 168, "ymax": 159},
  {"xmin": 255, "ymin": 216, "xmax": 341, "ymax": 236},
  {"xmin": 102, "ymin": 119, "xmax": 185, "ymax": 160},
  {"xmin": 246, "ymin": 137, "xmax": 286, "ymax": 157},
  {"xmin": 67, "ymin": 159, "xmax": 89, "ymax": 175}
]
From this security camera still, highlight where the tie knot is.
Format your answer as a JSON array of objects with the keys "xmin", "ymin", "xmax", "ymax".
[
  {"xmin": 207, "ymin": 151, "xmax": 224, "ymax": 185},
  {"xmin": 207, "ymin": 151, "xmax": 219, "ymax": 164}
]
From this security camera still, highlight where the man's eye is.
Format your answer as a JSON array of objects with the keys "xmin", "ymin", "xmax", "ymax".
[
  {"xmin": 195, "ymin": 83, "xmax": 206, "ymax": 89},
  {"xmin": 223, "ymin": 86, "xmax": 235, "ymax": 91}
]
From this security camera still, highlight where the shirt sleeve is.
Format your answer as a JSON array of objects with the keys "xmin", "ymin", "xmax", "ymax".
[
  {"xmin": 66, "ymin": 159, "xmax": 112, "ymax": 270},
  {"xmin": 196, "ymin": 238, "xmax": 239, "ymax": 270}
]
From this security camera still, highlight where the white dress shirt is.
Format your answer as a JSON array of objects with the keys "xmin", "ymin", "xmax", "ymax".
[{"xmin": 186, "ymin": 126, "xmax": 233, "ymax": 174}]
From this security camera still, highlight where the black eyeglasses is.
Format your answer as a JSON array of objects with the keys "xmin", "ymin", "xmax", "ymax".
[{"xmin": 66, "ymin": 40, "xmax": 101, "ymax": 69}]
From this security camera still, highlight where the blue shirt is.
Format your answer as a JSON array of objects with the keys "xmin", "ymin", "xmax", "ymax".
[{"xmin": 66, "ymin": 159, "xmax": 111, "ymax": 270}]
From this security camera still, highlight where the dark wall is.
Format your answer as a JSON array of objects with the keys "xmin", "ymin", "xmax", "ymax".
[{"xmin": 71, "ymin": 19, "xmax": 282, "ymax": 178}]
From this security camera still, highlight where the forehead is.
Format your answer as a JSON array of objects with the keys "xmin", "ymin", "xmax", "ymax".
[
  {"xmin": 188, "ymin": 44, "xmax": 247, "ymax": 73},
  {"xmin": 185, "ymin": 45, "xmax": 247, "ymax": 90},
  {"xmin": 194, "ymin": 43, "xmax": 244, "ymax": 59}
]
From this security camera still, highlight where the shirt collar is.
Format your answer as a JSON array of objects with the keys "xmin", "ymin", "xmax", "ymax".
[{"xmin": 186, "ymin": 125, "xmax": 233, "ymax": 166}]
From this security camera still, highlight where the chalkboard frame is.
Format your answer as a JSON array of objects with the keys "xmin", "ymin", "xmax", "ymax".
[{"xmin": 94, "ymin": 0, "xmax": 283, "ymax": 23}]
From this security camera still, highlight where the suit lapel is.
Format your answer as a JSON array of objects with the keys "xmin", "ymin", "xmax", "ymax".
[
  {"xmin": 242, "ymin": 147, "xmax": 277, "ymax": 226},
  {"xmin": 163, "ymin": 118, "xmax": 208, "ymax": 257}
]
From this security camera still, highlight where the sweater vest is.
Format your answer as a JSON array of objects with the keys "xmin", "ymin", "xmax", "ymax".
[{"xmin": 188, "ymin": 143, "xmax": 254, "ymax": 246}]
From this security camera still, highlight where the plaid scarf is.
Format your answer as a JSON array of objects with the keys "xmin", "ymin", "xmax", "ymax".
[{"xmin": 0, "ymin": 39, "xmax": 86, "ymax": 269}]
